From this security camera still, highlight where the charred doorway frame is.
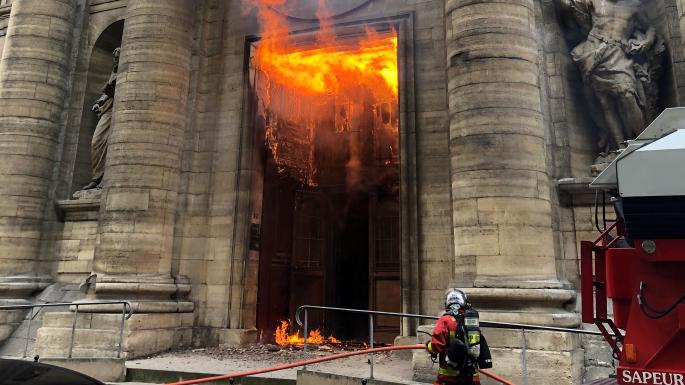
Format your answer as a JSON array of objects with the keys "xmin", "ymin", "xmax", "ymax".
[{"xmin": 234, "ymin": 12, "xmax": 419, "ymax": 336}]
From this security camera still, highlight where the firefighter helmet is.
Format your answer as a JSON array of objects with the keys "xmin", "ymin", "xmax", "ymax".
[{"xmin": 445, "ymin": 288, "xmax": 467, "ymax": 310}]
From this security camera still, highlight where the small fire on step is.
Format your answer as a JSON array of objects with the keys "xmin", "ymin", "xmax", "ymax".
[
  {"xmin": 274, "ymin": 320, "xmax": 341, "ymax": 347},
  {"xmin": 273, "ymin": 320, "xmax": 377, "ymax": 350}
]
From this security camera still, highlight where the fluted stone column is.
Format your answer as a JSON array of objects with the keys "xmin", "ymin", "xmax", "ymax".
[
  {"xmin": 88, "ymin": 0, "xmax": 194, "ymax": 313},
  {"xmin": 0, "ymin": 0, "xmax": 74, "ymax": 309},
  {"xmin": 444, "ymin": 1, "xmax": 581, "ymax": 382}
]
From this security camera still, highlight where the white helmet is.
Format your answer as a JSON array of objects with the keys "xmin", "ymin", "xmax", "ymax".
[{"xmin": 445, "ymin": 288, "xmax": 467, "ymax": 310}]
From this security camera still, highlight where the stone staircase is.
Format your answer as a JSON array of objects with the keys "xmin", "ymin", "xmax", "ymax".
[
  {"xmin": 114, "ymin": 368, "xmax": 431, "ymax": 385},
  {"xmin": 0, "ymin": 283, "xmax": 84, "ymax": 358},
  {"xmin": 36, "ymin": 311, "xmax": 124, "ymax": 358},
  {"xmin": 0, "ymin": 308, "xmax": 39, "ymax": 358}
]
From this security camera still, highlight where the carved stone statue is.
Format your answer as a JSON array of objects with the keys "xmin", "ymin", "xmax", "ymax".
[
  {"xmin": 83, "ymin": 47, "xmax": 120, "ymax": 190},
  {"xmin": 557, "ymin": 0, "xmax": 665, "ymax": 157}
]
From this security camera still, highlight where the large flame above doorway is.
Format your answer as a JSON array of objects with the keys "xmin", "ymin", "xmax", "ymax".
[{"xmin": 247, "ymin": 0, "xmax": 399, "ymax": 187}]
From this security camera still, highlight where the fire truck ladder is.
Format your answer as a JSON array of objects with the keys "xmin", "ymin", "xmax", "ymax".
[{"xmin": 580, "ymin": 219, "xmax": 626, "ymax": 359}]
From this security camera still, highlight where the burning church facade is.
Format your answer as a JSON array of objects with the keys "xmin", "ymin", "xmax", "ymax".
[{"xmin": 0, "ymin": 0, "xmax": 682, "ymax": 383}]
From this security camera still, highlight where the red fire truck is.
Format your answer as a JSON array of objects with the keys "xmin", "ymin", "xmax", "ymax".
[{"xmin": 582, "ymin": 108, "xmax": 685, "ymax": 385}]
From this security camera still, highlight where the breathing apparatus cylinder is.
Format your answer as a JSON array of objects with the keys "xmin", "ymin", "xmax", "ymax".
[
  {"xmin": 463, "ymin": 308, "xmax": 481, "ymax": 359},
  {"xmin": 439, "ymin": 289, "xmax": 493, "ymax": 371},
  {"xmin": 445, "ymin": 306, "xmax": 493, "ymax": 370}
]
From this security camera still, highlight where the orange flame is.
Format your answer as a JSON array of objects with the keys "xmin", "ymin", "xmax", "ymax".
[
  {"xmin": 247, "ymin": 0, "xmax": 399, "ymax": 187},
  {"xmin": 256, "ymin": 35, "xmax": 398, "ymax": 99},
  {"xmin": 327, "ymin": 335, "xmax": 341, "ymax": 344},
  {"xmin": 248, "ymin": 0, "xmax": 398, "ymax": 101},
  {"xmin": 274, "ymin": 320, "xmax": 341, "ymax": 346}
]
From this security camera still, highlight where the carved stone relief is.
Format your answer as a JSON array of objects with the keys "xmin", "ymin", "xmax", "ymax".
[{"xmin": 557, "ymin": 0, "xmax": 665, "ymax": 165}]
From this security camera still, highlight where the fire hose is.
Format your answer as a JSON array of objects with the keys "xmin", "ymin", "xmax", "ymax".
[{"xmin": 163, "ymin": 344, "xmax": 515, "ymax": 385}]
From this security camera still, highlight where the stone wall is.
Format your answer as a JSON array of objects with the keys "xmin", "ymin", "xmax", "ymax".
[
  {"xmin": 173, "ymin": 0, "xmax": 228, "ymax": 333},
  {"xmin": 38, "ymin": 0, "xmax": 126, "ymax": 284},
  {"xmin": 0, "ymin": 5, "xmax": 9, "ymax": 58},
  {"xmin": 0, "ymin": 0, "xmax": 682, "ymax": 380},
  {"xmin": 657, "ymin": 0, "xmax": 685, "ymax": 106},
  {"xmin": 170, "ymin": 0, "xmax": 454, "ymax": 338},
  {"xmin": 53, "ymin": 210, "xmax": 98, "ymax": 284}
]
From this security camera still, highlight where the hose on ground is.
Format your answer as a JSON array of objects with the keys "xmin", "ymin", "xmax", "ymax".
[{"xmin": 163, "ymin": 344, "xmax": 515, "ymax": 385}]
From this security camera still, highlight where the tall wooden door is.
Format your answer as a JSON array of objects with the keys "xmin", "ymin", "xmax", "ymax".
[
  {"xmin": 256, "ymin": 158, "xmax": 297, "ymax": 340},
  {"xmin": 369, "ymin": 194, "xmax": 401, "ymax": 342},
  {"xmin": 289, "ymin": 191, "xmax": 329, "ymax": 329}
]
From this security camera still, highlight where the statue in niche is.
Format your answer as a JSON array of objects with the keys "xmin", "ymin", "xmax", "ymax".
[
  {"xmin": 556, "ymin": 0, "xmax": 665, "ymax": 164},
  {"xmin": 82, "ymin": 47, "xmax": 120, "ymax": 190}
]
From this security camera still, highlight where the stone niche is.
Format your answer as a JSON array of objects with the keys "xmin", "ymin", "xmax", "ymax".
[
  {"xmin": 72, "ymin": 20, "xmax": 123, "ymax": 194},
  {"xmin": 51, "ymin": 19, "xmax": 124, "ymax": 285}
]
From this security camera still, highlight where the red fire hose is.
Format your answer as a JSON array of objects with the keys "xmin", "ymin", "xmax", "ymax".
[{"xmin": 163, "ymin": 344, "xmax": 515, "ymax": 385}]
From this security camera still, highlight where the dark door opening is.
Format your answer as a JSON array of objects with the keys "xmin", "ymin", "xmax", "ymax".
[{"xmin": 251, "ymin": 30, "xmax": 401, "ymax": 343}]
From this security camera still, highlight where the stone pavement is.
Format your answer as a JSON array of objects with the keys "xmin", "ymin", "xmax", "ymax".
[{"xmin": 125, "ymin": 345, "xmax": 417, "ymax": 383}]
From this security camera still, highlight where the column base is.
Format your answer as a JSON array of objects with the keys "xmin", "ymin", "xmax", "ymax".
[
  {"xmin": 0, "ymin": 273, "xmax": 53, "ymax": 300},
  {"xmin": 465, "ymin": 287, "xmax": 580, "ymax": 328},
  {"xmin": 479, "ymin": 328, "xmax": 583, "ymax": 385},
  {"xmin": 0, "ymin": 274, "xmax": 52, "ymax": 343},
  {"xmin": 77, "ymin": 273, "xmax": 194, "ymax": 313}
]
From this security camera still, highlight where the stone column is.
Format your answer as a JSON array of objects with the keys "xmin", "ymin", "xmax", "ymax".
[
  {"xmin": 0, "ymin": 0, "xmax": 73, "ymax": 312},
  {"xmin": 88, "ymin": 0, "xmax": 194, "ymax": 313},
  {"xmin": 444, "ymin": 1, "xmax": 581, "ymax": 383},
  {"xmin": 678, "ymin": 0, "xmax": 685, "ymax": 101}
]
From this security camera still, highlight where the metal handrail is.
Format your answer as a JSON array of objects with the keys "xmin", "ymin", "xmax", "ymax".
[
  {"xmin": 294, "ymin": 305, "xmax": 604, "ymax": 336},
  {"xmin": 0, "ymin": 301, "xmax": 133, "ymax": 359},
  {"xmin": 295, "ymin": 304, "xmax": 606, "ymax": 383}
]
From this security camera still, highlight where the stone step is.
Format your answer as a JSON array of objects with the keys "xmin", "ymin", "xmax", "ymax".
[
  {"xmin": 41, "ymin": 357, "xmax": 126, "ymax": 382},
  {"xmin": 37, "ymin": 326, "xmax": 121, "ymax": 348},
  {"xmin": 35, "ymin": 326, "xmax": 122, "ymax": 358},
  {"xmin": 37, "ymin": 346, "xmax": 122, "ymax": 359},
  {"xmin": 297, "ymin": 370, "xmax": 431, "ymax": 385},
  {"xmin": 0, "ymin": 284, "xmax": 87, "ymax": 358},
  {"xmin": 41, "ymin": 311, "xmax": 125, "ymax": 330},
  {"xmin": 0, "ymin": 310, "xmax": 45, "ymax": 358},
  {"xmin": 108, "ymin": 383, "xmax": 157, "ymax": 385},
  {"xmin": 126, "ymin": 368, "xmax": 296, "ymax": 385}
]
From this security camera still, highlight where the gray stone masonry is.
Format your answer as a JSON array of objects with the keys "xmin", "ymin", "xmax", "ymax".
[
  {"xmin": 90, "ymin": 0, "xmax": 195, "ymax": 313},
  {"xmin": 0, "ymin": 0, "xmax": 76, "ymax": 313}
]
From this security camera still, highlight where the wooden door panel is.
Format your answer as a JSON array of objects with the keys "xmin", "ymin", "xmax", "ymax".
[
  {"xmin": 290, "ymin": 273, "xmax": 325, "ymax": 328},
  {"xmin": 374, "ymin": 279, "xmax": 401, "ymax": 327},
  {"xmin": 369, "ymin": 195, "xmax": 401, "ymax": 341},
  {"xmin": 290, "ymin": 191, "xmax": 328, "ymax": 328}
]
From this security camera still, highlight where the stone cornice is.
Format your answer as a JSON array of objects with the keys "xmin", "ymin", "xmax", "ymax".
[
  {"xmin": 557, "ymin": 177, "xmax": 597, "ymax": 206},
  {"xmin": 55, "ymin": 198, "xmax": 101, "ymax": 222},
  {"xmin": 90, "ymin": 0, "xmax": 126, "ymax": 14}
]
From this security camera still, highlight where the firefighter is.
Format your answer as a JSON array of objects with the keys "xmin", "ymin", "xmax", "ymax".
[{"xmin": 425, "ymin": 288, "xmax": 481, "ymax": 385}]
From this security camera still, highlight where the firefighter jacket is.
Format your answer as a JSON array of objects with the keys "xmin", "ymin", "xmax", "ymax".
[{"xmin": 426, "ymin": 313, "xmax": 481, "ymax": 385}]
